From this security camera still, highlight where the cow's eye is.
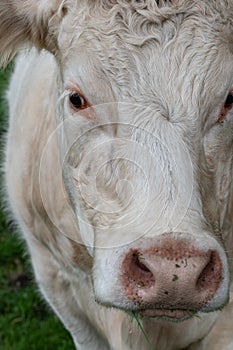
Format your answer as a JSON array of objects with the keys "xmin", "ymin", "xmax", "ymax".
[
  {"xmin": 69, "ymin": 92, "xmax": 87, "ymax": 110},
  {"xmin": 217, "ymin": 90, "xmax": 233, "ymax": 123},
  {"xmin": 224, "ymin": 93, "xmax": 233, "ymax": 109}
]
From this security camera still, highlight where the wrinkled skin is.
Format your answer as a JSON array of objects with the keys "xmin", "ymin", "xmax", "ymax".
[{"xmin": 1, "ymin": 1, "xmax": 233, "ymax": 349}]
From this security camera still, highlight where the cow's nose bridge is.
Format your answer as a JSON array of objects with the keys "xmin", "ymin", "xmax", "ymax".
[{"xmin": 120, "ymin": 234, "xmax": 225, "ymax": 310}]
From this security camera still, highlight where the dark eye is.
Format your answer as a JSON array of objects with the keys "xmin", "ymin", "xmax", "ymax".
[
  {"xmin": 224, "ymin": 93, "xmax": 233, "ymax": 109},
  {"xmin": 69, "ymin": 92, "xmax": 86, "ymax": 110},
  {"xmin": 217, "ymin": 90, "xmax": 233, "ymax": 123}
]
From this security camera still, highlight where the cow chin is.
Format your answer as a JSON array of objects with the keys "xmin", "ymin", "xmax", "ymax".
[{"xmin": 93, "ymin": 232, "xmax": 230, "ymax": 323}]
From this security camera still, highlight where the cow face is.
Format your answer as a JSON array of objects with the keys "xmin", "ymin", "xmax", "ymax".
[
  {"xmin": 1, "ymin": 0, "xmax": 233, "ymax": 322},
  {"xmin": 55, "ymin": 1, "xmax": 233, "ymax": 321}
]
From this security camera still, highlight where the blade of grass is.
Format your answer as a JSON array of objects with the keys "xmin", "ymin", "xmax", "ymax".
[{"xmin": 131, "ymin": 311, "xmax": 154, "ymax": 350}]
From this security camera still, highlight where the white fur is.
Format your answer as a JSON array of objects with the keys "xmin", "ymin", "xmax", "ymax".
[{"xmin": 1, "ymin": 1, "xmax": 233, "ymax": 349}]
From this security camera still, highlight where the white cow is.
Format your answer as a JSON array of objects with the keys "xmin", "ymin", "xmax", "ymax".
[{"xmin": 1, "ymin": 1, "xmax": 233, "ymax": 349}]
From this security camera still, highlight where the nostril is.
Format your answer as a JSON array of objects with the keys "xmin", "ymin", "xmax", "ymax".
[
  {"xmin": 122, "ymin": 250, "xmax": 155, "ymax": 290},
  {"xmin": 196, "ymin": 250, "xmax": 223, "ymax": 293},
  {"xmin": 132, "ymin": 252, "xmax": 151, "ymax": 273}
]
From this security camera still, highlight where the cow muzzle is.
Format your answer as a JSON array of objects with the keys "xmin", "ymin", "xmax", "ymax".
[{"xmin": 119, "ymin": 233, "xmax": 229, "ymax": 321}]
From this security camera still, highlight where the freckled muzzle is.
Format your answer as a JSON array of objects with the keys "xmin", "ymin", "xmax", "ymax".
[{"xmin": 120, "ymin": 234, "xmax": 228, "ymax": 320}]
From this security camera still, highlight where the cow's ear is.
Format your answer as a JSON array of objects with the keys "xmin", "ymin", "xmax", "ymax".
[{"xmin": 0, "ymin": 0, "xmax": 67, "ymax": 66}]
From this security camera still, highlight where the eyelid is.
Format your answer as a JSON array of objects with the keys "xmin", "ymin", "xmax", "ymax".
[
  {"xmin": 66, "ymin": 82, "xmax": 82, "ymax": 94},
  {"xmin": 65, "ymin": 81, "xmax": 88, "ymax": 97}
]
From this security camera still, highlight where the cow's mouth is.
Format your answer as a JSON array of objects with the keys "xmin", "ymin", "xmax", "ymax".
[{"xmin": 139, "ymin": 308, "xmax": 197, "ymax": 321}]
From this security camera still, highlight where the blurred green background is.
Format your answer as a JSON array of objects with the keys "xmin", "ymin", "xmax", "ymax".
[{"xmin": 0, "ymin": 67, "xmax": 75, "ymax": 350}]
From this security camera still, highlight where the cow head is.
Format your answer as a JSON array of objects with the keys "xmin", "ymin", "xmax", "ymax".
[{"xmin": 1, "ymin": 0, "xmax": 233, "ymax": 322}]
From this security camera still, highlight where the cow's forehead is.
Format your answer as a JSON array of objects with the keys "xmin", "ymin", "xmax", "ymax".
[
  {"xmin": 61, "ymin": 0, "xmax": 232, "ymax": 50},
  {"xmin": 59, "ymin": 0, "xmax": 233, "ymax": 104}
]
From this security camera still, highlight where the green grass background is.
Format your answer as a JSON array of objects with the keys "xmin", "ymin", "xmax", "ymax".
[{"xmin": 0, "ymin": 68, "xmax": 75, "ymax": 350}]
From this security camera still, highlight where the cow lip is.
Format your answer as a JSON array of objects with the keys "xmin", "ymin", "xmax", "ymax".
[{"xmin": 139, "ymin": 308, "xmax": 196, "ymax": 321}]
